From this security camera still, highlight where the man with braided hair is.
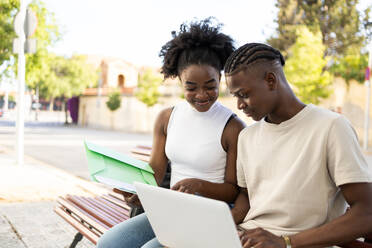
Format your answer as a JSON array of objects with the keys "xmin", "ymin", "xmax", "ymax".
[
  {"xmin": 226, "ymin": 43, "xmax": 372, "ymax": 248},
  {"xmin": 97, "ymin": 18, "xmax": 245, "ymax": 248}
]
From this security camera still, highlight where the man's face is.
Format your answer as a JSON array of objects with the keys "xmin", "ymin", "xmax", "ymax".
[
  {"xmin": 226, "ymin": 68, "xmax": 276, "ymax": 121},
  {"xmin": 180, "ymin": 64, "xmax": 220, "ymax": 112}
]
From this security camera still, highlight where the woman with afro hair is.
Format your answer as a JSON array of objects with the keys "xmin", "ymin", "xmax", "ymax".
[{"xmin": 97, "ymin": 18, "xmax": 245, "ymax": 248}]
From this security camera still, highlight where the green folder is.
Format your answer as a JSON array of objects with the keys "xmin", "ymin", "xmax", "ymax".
[{"xmin": 84, "ymin": 141, "xmax": 157, "ymax": 193}]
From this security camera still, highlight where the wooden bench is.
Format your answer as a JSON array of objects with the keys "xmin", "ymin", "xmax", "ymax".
[
  {"xmin": 55, "ymin": 192, "xmax": 131, "ymax": 246},
  {"xmin": 54, "ymin": 145, "xmax": 151, "ymax": 247},
  {"xmin": 55, "ymin": 145, "xmax": 371, "ymax": 248}
]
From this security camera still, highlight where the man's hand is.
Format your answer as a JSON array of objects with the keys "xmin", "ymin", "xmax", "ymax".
[
  {"xmin": 171, "ymin": 178, "xmax": 203, "ymax": 194},
  {"xmin": 239, "ymin": 228, "xmax": 286, "ymax": 248},
  {"xmin": 113, "ymin": 188, "xmax": 141, "ymax": 208}
]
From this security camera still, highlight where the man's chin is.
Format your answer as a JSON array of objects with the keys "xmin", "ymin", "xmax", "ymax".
[{"xmin": 251, "ymin": 115, "xmax": 263, "ymax": 122}]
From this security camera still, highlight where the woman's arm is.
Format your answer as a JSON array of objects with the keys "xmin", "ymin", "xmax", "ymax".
[
  {"xmin": 120, "ymin": 107, "xmax": 172, "ymax": 207},
  {"xmin": 172, "ymin": 115, "xmax": 246, "ymax": 203},
  {"xmin": 231, "ymin": 187, "xmax": 250, "ymax": 224},
  {"xmin": 149, "ymin": 107, "xmax": 173, "ymax": 185}
]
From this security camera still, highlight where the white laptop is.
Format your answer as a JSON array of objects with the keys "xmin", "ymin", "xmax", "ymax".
[{"xmin": 134, "ymin": 182, "xmax": 242, "ymax": 248}]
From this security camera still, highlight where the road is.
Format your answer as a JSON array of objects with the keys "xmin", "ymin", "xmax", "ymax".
[
  {"xmin": 0, "ymin": 119, "xmax": 152, "ymax": 179},
  {"xmin": 1, "ymin": 111, "xmax": 372, "ymax": 180}
]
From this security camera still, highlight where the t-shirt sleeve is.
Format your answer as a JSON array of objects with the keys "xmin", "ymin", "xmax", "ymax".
[
  {"xmin": 237, "ymin": 131, "xmax": 247, "ymax": 188},
  {"xmin": 327, "ymin": 116, "xmax": 372, "ymax": 186}
]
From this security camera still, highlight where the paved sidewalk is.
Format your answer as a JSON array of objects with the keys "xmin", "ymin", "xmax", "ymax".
[{"xmin": 0, "ymin": 145, "xmax": 109, "ymax": 248}]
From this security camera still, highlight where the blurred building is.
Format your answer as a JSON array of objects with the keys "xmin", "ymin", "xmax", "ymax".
[{"xmin": 84, "ymin": 55, "xmax": 138, "ymax": 95}]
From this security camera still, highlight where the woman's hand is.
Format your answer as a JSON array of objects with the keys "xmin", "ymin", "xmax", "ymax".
[
  {"xmin": 113, "ymin": 188, "xmax": 142, "ymax": 208},
  {"xmin": 171, "ymin": 178, "xmax": 203, "ymax": 195}
]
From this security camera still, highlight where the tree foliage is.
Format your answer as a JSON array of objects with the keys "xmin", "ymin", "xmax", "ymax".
[
  {"xmin": 106, "ymin": 90, "xmax": 121, "ymax": 112},
  {"xmin": 331, "ymin": 51, "xmax": 368, "ymax": 84},
  {"xmin": 0, "ymin": 0, "xmax": 18, "ymax": 64},
  {"xmin": 1, "ymin": 0, "xmax": 97, "ymax": 102},
  {"xmin": 268, "ymin": 0, "xmax": 370, "ymax": 57},
  {"xmin": 135, "ymin": 68, "xmax": 162, "ymax": 107},
  {"xmin": 0, "ymin": 0, "xmax": 19, "ymax": 80},
  {"xmin": 24, "ymin": 0, "xmax": 60, "ymax": 94},
  {"xmin": 284, "ymin": 26, "xmax": 332, "ymax": 104},
  {"xmin": 35, "ymin": 54, "xmax": 98, "ymax": 100}
]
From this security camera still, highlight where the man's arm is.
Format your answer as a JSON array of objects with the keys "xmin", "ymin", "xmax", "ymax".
[
  {"xmin": 231, "ymin": 187, "xmax": 250, "ymax": 224},
  {"xmin": 238, "ymin": 183, "xmax": 372, "ymax": 248},
  {"xmin": 289, "ymin": 182, "xmax": 372, "ymax": 248}
]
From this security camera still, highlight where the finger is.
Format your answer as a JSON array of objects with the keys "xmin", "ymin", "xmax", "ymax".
[
  {"xmin": 128, "ymin": 195, "xmax": 141, "ymax": 207},
  {"xmin": 178, "ymin": 185, "xmax": 186, "ymax": 192},
  {"xmin": 171, "ymin": 183, "xmax": 180, "ymax": 191},
  {"xmin": 121, "ymin": 191, "xmax": 133, "ymax": 198},
  {"xmin": 184, "ymin": 188, "xmax": 193, "ymax": 194},
  {"xmin": 113, "ymin": 188, "xmax": 123, "ymax": 194},
  {"xmin": 242, "ymin": 228, "xmax": 262, "ymax": 236},
  {"xmin": 254, "ymin": 241, "xmax": 265, "ymax": 248},
  {"xmin": 242, "ymin": 237, "xmax": 254, "ymax": 248},
  {"xmin": 128, "ymin": 194, "xmax": 139, "ymax": 203}
]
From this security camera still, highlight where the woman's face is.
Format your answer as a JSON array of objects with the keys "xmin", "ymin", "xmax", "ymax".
[{"xmin": 179, "ymin": 64, "xmax": 220, "ymax": 112}]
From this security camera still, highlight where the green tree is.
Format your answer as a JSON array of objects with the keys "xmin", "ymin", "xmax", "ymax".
[
  {"xmin": 135, "ymin": 68, "xmax": 162, "ymax": 107},
  {"xmin": 25, "ymin": 0, "xmax": 60, "ymax": 102},
  {"xmin": 106, "ymin": 90, "xmax": 121, "ymax": 130},
  {"xmin": 0, "ymin": 0, "xmax": 19, "ymax": 80},
  {"xmin": 39, "ymin": 55, "xmax": 97, "ymax": 99},
  {"xmin": 331, "ymin": 51, "xmax": 368, "ymax": 84},
  {"xmin": 106, "ymin": 90, "xmax": 121, "ymax": 112},
  {"xmin": 43, "ymin": 54, "xmax": 98, "ymax": 122},
  {"xmin": 284, "ymin": 26, "xmax": 332, "ymax": 104},
  {"xmin": 268, "ymin": 0, "xmax": 370, "ymax": 57}
]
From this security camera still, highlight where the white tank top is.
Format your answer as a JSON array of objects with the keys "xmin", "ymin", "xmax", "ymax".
[{"xmin": 165, "ymin": 101, "xmax": 233, "ymax": 187}]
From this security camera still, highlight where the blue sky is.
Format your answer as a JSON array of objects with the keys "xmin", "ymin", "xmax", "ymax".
[{"xmin": 42, "ymin": 0, "xmax": 371, "ymax": 67}]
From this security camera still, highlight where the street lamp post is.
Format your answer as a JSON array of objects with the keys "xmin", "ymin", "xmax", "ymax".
[
  {"xmin": 13, "ymin": 1, "xmax": 37, "ymax": 165},
  {"xmin": 15, "ymin": 0, "xmax": 27, "ymax": 165}
]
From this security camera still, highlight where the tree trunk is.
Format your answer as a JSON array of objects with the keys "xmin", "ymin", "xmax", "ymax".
[
  {"xmin": 62, "ymin": 97, "xmax": 69, "ymax": 125},
  {"xmin": 49, "ymin": 97, "xmax": 54, "ymax": 111},
  {"xmin": 110, "ymin": 111, "xmax": 115, "ymax": 130}
]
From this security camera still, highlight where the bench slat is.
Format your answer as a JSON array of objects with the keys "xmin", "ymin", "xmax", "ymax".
[
  {"xmin": 136, "ymin": 145, "xmax": 152, "ymax": 150},
  {"xmin": 57, "ymin": 196, "xmax": 109, "ymax": 233},
  {"xmin": 68, "ymin": 195, "xmax": 120, "ymax": 227},
  {"xmin": 131, "ymin": 153, "xmax": 150, "ymax": 162},
  {"xmin": 83, "ymin": 196, "xmax": 128, "ymax": 222},
  {"xmin": 95, "ymin": 197, "xmax": 130, "ymax": 217},
  {"xmin": 55, "ymin": 206, "xmax": 100, "ymax": 245},
  {"xmin": 130, "ymin": 147, "xmax": 151, "ymax": 156},
  {"xmin": 108, "ymin": 191, "xmax": 131, "ymax": 205},
  {"xmin": 102, "ymin": 194, "xmax": 132, "ymax": 210}
]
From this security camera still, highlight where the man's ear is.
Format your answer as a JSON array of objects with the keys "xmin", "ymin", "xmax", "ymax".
[{"xmin": 264, "ymin": 72, "xmax": 277, "ymax": 91}]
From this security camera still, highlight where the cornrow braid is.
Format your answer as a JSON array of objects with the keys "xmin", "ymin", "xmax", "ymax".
[{"xmin": 224, "ymin": 43, "xmax": 285, "ymax": 75}]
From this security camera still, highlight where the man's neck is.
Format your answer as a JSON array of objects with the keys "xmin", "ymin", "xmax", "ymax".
[{"xmin": 266, "ymin": 95, "xmax": 306, "ymax": 124}]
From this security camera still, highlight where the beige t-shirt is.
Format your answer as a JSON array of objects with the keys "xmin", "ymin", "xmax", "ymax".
[{"xmin": 237, "ymin": 104, "xmax": 372, "ymax": 236}]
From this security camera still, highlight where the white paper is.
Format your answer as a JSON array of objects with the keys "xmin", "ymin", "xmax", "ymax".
[{"xmin": 95, "ymin": 175, "xmax": 137, "ymax": 194}]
